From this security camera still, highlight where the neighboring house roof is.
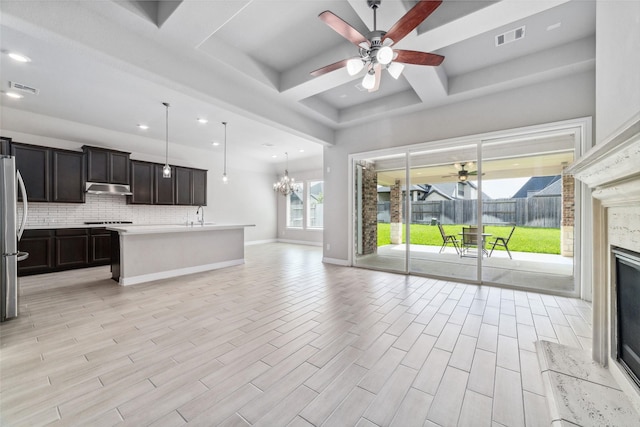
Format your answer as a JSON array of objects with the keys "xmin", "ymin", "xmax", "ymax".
[
  {"xmin": 377, "ymin": 182, "xmax": 491, "ymax": 200},
  {"xmin": 512, "ymin": 175, "xmax": 561, "ymax": 198},
  {"xmin": 532, "ymin": 178, "xmax": 562, "ymax": 197}
]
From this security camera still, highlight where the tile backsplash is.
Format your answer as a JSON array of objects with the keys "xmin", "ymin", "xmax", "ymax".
[{"xmin": 19, "ymin": 194, "xmax": 200, "ymax": 226}]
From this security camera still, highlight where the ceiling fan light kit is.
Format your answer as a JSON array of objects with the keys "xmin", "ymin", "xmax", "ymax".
[{"xmin": 312, "ymin": 0, "xmax": 445, "ymax": 92}]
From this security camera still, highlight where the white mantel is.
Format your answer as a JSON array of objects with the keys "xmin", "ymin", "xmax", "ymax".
[{"xmin": 567, "ymin": 114, "xmax": 640, "ymax": 412}]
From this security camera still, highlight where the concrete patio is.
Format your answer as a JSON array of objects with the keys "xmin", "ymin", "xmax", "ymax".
[{"xmin": 355, "ymin": 244, "xmax": 575, "ymax": 295}]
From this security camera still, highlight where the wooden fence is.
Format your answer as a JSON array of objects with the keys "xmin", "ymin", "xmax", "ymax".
[{"xmin": 377, "ymin": 196, "xmax": 562, "ymax": 228}]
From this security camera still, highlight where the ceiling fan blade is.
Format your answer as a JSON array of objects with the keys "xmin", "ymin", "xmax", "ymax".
[
  {"xmin": 369, "ymin": 64, "xmax": 382, "ymax": 92},
  {"xmin": 382, "ymin": 1, "xmax": 442, "ymax": 45},
  {"xmin": 394, "ymin": 50, "xmax": 444, "ymax": 66},
  {"xmin": 319, "ymin": 11, "xmax": 369, "ymax": 47},
  {"xmin": 310, "ymin": 58, "xmax": 350, "ymax": 77}
]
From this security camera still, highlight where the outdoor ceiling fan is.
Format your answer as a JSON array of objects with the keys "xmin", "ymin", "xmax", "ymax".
[
  {"xmin": 310, "ymin": 0, "xmax": 445, "ymax": 92},
  {"xmin": 443, "ymin": 162, "xmax": 481, "ymax": 182}
]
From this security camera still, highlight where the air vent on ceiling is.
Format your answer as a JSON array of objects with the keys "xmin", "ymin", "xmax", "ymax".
[
  {"xmin": 9, "ymin": 81, "xmax": 40, "ymax": 95},
  {"xmin": 495, "ymin": 26, "xmax": 525, "ymax": 47}
]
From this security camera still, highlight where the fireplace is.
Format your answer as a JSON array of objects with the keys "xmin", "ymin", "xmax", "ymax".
[
  {"xmin": 614, "ymin": 248, "xmax": 640, "ymax": 388},
  {"xmin": 568, "ymin": 117, "xmax": 640, "ymax": 410}
]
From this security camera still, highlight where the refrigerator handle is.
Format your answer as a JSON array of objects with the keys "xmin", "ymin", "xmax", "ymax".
[{"xmin": 16, "ymin": 170, "xmax": 28, "ymax": 241}]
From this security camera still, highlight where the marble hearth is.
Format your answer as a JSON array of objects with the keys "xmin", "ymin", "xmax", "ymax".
[{"xmin": 564, "ymin": 114, "xmax": 640, "ymax": 423}]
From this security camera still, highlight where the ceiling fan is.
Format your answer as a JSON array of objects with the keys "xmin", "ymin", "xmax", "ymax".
[
  {"xmin": 442, "ymin": 162, "xmax": 480, "ymax": 182},
  {"xmin": 310, "ymin": 0, "xmax": 445, "ymax": 92}
]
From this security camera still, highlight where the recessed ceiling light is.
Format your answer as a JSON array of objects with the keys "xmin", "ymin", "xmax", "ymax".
[
  {"xmin": 212, "ymin": 141, "xmax": 220, "ymax": 146},
  {"xmin": 8, "ymin": 52, "xmax": 31, "ymax": 63},
  {"xmin": 272, "ymin": 155, "xmax": 277, "ymax": 158},
  {"xmin": 299, "ymin": 149, "xmax": 305, "ymax": 153},
  {"xmin": 137, "ymin": 124, "xmax": 149, "ymax": 130},
  {"xmin": 339, "ymin": 94, "xmax": 347, "ymax": 98},
  {"xmin": 513, "ymin": 163, "xmax": 520, "ymax": 166},
  {"xmin": 6, "ymin": 92, "xmax": 24, "ymax": 99},
  {"xmin": 197, "ymin": 118, "xmax": 208, "ymax": 124}
]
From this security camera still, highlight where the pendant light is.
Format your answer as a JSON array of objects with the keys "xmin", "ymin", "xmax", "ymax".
[
  {"xmin": 162, "ymin": 102, "xmax": 171, "ymax": 178},
  {"xmin": 222, "ymin": 121, "xmax": 228, "ymax": 183}
]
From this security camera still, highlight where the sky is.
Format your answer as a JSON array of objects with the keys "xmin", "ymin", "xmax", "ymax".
[{"xmin": 472, "ymin": 177, "xmax": 530, "ymax": 199}]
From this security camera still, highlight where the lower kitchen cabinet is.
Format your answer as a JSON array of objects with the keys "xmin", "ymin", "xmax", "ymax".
[
  {"xmin": 18, "ymin": 228, "xmax": 112, "ymax": 276},
  {"xmin": 17, "ymin": 230, "xmax": 55, "ymax": 275},
  {"xmin": 90, "ymin": 228, "xmax": 112, "ymax": 264},
  {"xmin": 55, "ymin": 229, "xmax": 89, "ymax": 267}
]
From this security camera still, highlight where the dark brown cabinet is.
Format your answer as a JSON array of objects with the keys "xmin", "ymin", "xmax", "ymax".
[
  {"xmin": 129, "ymin": 160, "xmax": 154, "ymax": 204},
  {"xmin": 83, "ymin": 146, "xmax": 130, "ymax": 185},
  {"xmin": 175, "ymin": 167, "xmax": 207, "ymax": 206},
  {"xmin": 1, "ymin": 136, "xmax": 11, "ymax": 155},
  {"xmin": 192, "ymin": 169, "xmax": 207, "ymax": 206},
  {"xmin": 55, "ymin": 229, "xmax": 89, "ymax": 267},
  {"xmin": 175, "ymin": 167, "xmax": 192, "ymax": 205},
  {"xmin": 11, "ymin": 143, "xmax": 85, "ymax": 203},
  {"xmin": 130, "ymin": 163, "xmax": 206, "ymax": 206},
  {"xmin": 17, "ymin": 230, "xmax": 55, "ymax": 275},
  {"xmin": 154, "ymin": 164, "xmax": 175, "ymax": 205},
  {"xmin": 18, "ymin": 227, "xmax": 112, "ymax": 276},
  {"xmin": 90, "ymin": 228, "xmax": 111, "ymax": 264},
  {"xmin": 52, "ymin": 150, "xmax": 86, "ymax": 203},
  {"xmin": 11, "ymin": 143, "xmax": 50, "ymax": 202}
]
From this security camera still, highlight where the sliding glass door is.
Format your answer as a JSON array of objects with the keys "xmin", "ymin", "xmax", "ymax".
[
  {"xmin": 353, "ymin": 153, "xmax": 407, "ymax": 273},
  {"xmin": 408, "ymin": 144, "xmax": 480, "ymax": 281},
  {"xmin": 351, "ymin": 121, "xmax": 582, "ymax": 295},
  {"xmin": 480, "ymin": 131, "xmax": 576, "ymax": 292}
]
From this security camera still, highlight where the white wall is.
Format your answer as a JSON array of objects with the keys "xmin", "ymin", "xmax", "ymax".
[
  {"xmin": 595, "ymin": 1, "xmax": 640, "ymax": 144},
  {"xmin": 2, "ymin": 123, "xmax": 278, "ymax": 243},
  {"xmin": 324, "ymin": 70, "xmax": 596, "ymax": 262}
]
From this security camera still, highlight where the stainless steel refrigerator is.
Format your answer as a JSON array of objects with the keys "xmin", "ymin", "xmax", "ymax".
[{"xmin": 1, "ymin": 155, "xmax": 29, "ymax": 322}]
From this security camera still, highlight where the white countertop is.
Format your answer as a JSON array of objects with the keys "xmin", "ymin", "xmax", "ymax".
[{"xmin": 106, "ymin": 223, "xmax": 255, "ymax": 235}]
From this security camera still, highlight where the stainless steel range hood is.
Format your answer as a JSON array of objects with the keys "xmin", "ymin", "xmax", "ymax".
[{"xmin": 85, "ymin": 182, "xmax": 133, "ymax": 196}]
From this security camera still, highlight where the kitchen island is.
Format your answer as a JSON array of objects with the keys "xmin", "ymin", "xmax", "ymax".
[{"xmin": 107, "ymin": 223, "xmax": 254, "ymax": 286}]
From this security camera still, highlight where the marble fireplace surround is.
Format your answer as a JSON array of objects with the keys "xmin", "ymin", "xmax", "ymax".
[{"xmin": 568, "ymin": 114, "xmax": 640, "ymax": 415}]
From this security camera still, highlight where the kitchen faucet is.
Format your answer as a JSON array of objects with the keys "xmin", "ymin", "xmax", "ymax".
[{"xmin": 196, "ymin": 206, "xmax": 204, "ymax": 225}]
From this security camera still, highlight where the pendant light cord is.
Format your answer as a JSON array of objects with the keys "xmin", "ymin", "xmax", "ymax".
[
  {"xmin": 223, "ymin": 122, "xmax": 228, "ymax": 177},
  {"xmin": 163, "ymin": 102, "xmax": 170, "ymax": 165}
]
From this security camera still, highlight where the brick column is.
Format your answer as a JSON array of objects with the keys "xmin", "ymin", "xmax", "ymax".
[
  {"xmin": 361, "ymin": 162, "xmax": 378, "ymax": 255},
  {"xmin": 390, "ymin": 179, "xmax": 403, "ymax": 245},
  {"xmin": 561, "ymin": 169, "xmax": 575, "ymax": 257}
]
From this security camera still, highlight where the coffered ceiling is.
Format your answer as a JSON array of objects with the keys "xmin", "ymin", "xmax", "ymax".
[{"xmin": 0, "ymin": 0, "xmax": 596, "ymax": 164}]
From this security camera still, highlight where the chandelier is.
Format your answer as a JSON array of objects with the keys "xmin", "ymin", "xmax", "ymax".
[{"xmin": 273, "ymin": 152, "xmax": 301, "ymax": 196}]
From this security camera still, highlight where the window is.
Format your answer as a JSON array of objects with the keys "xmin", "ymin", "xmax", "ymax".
[
  {"xmin": 287, "ymin": 187, "xmax": 304, "ymax": 228},
  {"xmin": 307, "ymin": 180, "xmax": 324, "ymax": 229}
]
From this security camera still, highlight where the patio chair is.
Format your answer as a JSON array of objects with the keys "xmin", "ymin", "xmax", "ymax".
[
  {"xmin": 489, "ymin": 225, "xmax": 516, "ymax": 259},
  {"xmin": 438, "ymin": 223, "xmax": 460, "ymax": 255}
]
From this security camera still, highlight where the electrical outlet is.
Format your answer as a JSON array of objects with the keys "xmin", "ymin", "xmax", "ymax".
[{"xmin": 326, "ymin": 243, "xmax": 331, "ymax": 251}]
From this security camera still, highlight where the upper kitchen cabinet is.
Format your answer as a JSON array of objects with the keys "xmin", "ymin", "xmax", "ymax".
[
  {"xmin": 0, "ymin": 136, "xmax": 11, "ymax": 155},
  {"xmin": 192, "ymin": 169, "xmax": 207, "ymax": 206},
  {"xmin": 11, "ymin": 143, "xmax": 85, "ymax": 203},
  {"xmin": 175, "ymin": 167, "xmax": 207, "ymax": 206},
  {"xmin": 129, "ymin": 160, "xmax": 154, "ymax": 205},
  {"xmin": 11, "ymin": 143, "xmax": 51, "ymax": 202},
  {"xmin": 175, "ymin": 167, "xmax": 192, "ymax": 205},
  {"xmin": 154, "ymin": 164, "xmax": 175, "ymax": 205},
  {"xmin": 52, "ymin": 150, "xmax": 86, "ymax": 203},
  {"xmin": 83, "ymin": 146, "xmax": 130, "ymax": 185}
]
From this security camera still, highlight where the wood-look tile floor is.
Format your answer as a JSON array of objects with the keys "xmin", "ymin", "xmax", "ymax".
[{"xmin": 0, "ymin": 243, "xmax": 592, "ymax": 427}]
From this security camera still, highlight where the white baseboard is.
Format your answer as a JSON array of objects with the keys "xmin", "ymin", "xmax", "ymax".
[
  {"xmin": 119, "ymin": 259, "xmax": 244, "ymax": 286},
  {"xmin": 322, "ymin": 257, "xmax": 350, "ymax": 266},
  {"xmin": 245, "ymin": 239, "xmax": 277, "ymax": 246},
  {"xmin": 277, "ymin": 239, "xmax": 323, "ymax": 247}
]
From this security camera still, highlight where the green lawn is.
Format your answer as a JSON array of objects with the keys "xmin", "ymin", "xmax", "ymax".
[{"xmin": 377, "ymin": 223, "xmax": 560, "ymax": 254}]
